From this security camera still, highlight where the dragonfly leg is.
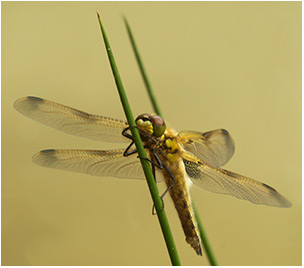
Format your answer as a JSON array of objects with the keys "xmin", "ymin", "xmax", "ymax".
[
  {"xmin": 160, "ymin": 162, "xmax": 177, "ymax": 200},
  {"xmin": 122, "ymin": 126, "xmax": 158, "ymax": 157},
  {"xmin": 152, "ymin": 198, "xmax": 165, "ymax": 215},
  {"xmin": 123, "ymin": 141, "xmax": 138, "ymax": 157},
  {"xmin": 149, "ymin": 156, "xmax": 177, "ymax": 215},
  {"xmin": 152, "ymin": 158, "xmax": 164, "ymax": 216},
  {"xmin": 137, "ymin": 155, "xmax": 163, "ymax": 169},
  {"xmin": 138, "ymin": 130, "xmax": 158, "ymax": 143},
  {"xmin": 122, "ymin": 127, "xmax": 137, "ymax": 156},
  {"xmin": 124, "ymin": 125, "xmax": 159, "ymax": 143},
  {"xmin": 137, "ymin": 152, "xmax": 166, "ymax": 215},
  {"xmin": 121, "ymin": 127, "xmax": 133, "ymax": 140}
]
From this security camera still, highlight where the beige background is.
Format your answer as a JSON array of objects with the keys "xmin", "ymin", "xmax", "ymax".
[{"xmin": 2, "ymin": 2, "xmax": 301, "ymax": 266}]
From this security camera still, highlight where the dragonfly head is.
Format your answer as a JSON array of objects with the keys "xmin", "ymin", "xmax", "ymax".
[{"xmin": 135, "ymin": 113, "xmax": 166, "ymax": 138}]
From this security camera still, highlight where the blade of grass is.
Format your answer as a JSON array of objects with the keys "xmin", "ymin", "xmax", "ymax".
[
  {"xmin": 124, "ymin": 17, "xmax": 218, "ymax": 265},
  {"xmin": 96, "ymin": 11, "xmax": 181, "ymax": 266}
]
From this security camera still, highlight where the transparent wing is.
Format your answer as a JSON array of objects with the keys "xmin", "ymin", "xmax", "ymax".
[
  {"xmin": 14, "ymin": 96, "xmax": 129, "ymax": 143},
  {"xmin": 182, "ymin": 154, "xmax": 291, "ymax": 208},
  {"xmin": 178, "ymin": 129, "xmax": 235, "ymax": 168},
  {"xmin": 33, "ymin": 148, "xmax": 163, "ymax": 181}
]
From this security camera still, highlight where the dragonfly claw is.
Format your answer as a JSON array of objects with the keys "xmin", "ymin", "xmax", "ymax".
[{"xmin": 152, "ymin": 198, "xmax": 165, "ymax": 215}]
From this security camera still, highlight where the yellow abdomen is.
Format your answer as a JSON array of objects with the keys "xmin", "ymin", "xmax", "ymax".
[{"xmin": 161, "ymin": 152, "xmax": 202, "ymax": 256}]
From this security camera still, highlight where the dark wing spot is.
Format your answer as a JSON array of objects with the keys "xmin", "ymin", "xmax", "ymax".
[
  {"xmin": 70, "ymin": 108, "xmax": 90, "ymax": 119},
  {"xmin": 185, "ymin": 139, "xmax": 194, "ymax": 144},
  {"xmin": 262, "ymin": 183, "xmax": 277, "ymax": 192},
  {"xmin": 40, "ymin": 149, "xmax": 56, "ymax": 153},
  {"xmin": 183, "ymin": 159, "xmax": 201, "ymax": 179},
  {"xmin": 221, "ymin": 129, "xmax": 229, "ymax": 135},
  {"xmin": 27, "ymin": 96, "xmax": 43, "ymax": 101}
]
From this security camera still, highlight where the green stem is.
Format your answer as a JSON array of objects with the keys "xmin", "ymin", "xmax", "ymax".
[
  {"xmin": 97, "ymin": 11, "xmax": 181, "ymax": 266},
  {"xmin": 123, "ymin": 17, "xmax": 162, "ymax": 117},
  {"xmin": 192, "ymin": 199, "xmax": 218, "ymax": 265},
  {"xmin": 124, "ymin": 17, "xmax": 218, "ymax": 265}
]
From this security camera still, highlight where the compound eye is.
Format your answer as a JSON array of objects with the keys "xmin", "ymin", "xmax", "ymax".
[
  {"xmin": 135, "ymin": 113, "xmax": 166, "ymax": 137},
  {"xmin": 135, "ymin": 114, "xmax": 154, "ymax": 135},
  {"xmin": 150, "ymin": 114, "xmax": 166, "ymax": 137}
]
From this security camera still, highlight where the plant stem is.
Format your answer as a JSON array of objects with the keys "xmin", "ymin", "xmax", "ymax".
[
  {"xmin": 192, "ymin": 199, "xmax": 218, "ymax": 265},
  {"xmin": 97, "ymin": 11, "xmax": 181, "ymax": 266},
  {"xmin": 124, "ymin": 17, "xmax": 218, "ymax": 265},
  {"xmin": 123, "ymin": 17, "xmax": 162, "ymax": 117}
]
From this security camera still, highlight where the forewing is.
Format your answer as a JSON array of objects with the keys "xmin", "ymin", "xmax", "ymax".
[
  {"xmin": 182, "ymin": 154, "xmax": 291, "ymax": 208},
  {"xmin": 33, "ymin": 148, "xmax": 162, "ymax": 181},
  {"xmin": 178, "ymin": 129, "xmax": 235, "ymax": 168},
  {"xmin": 14, "ymin": 96, "xmax": 129, "ymax": 143}
]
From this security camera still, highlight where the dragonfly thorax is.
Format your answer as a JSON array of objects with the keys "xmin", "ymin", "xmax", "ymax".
[{"xmin": 135, "ymin": 113, "xmax": 166, "ymax": 138}]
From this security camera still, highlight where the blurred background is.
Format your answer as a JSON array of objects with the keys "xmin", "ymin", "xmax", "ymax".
[{"xmin": 2, "ymin": 2, "xmax": 301, "ymax": 266}]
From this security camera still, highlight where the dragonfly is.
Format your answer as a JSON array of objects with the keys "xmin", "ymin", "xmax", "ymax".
[{"xmin": 14, "ymin": 96, "xmax": 292, "ymax": 256}]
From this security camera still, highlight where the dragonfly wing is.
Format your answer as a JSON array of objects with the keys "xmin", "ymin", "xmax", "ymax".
[
  {"xmin": 178, "ymin": 129, "xmax": 235, "ymax": 168},
  {"xmin": 182, "ymin": 153, "xmax": 291, "ymax": 208},
  {"xmin": 33, "ymin": 148, "xmax": 163, "ymax": 181},
  {"xmin": 14, "ymin": 96, "xmax": 129, "ymax": 143}
]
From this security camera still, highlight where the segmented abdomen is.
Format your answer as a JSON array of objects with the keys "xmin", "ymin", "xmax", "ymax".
[{"xmin": 162, "ymin": 159, "xmax": 202, "ymax": 256}]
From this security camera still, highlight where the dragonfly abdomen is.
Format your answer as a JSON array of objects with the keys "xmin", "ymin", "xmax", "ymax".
[{"xmin": 161, "ymin": 157, "xmax": 202, "ymax": 256}]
